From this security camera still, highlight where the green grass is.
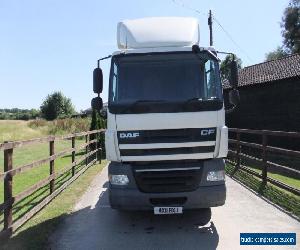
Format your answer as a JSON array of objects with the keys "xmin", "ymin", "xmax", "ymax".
[
  {"xmin": 1, "ymin": 160, "xmax": 107, "ymax": 250},
  {"xmin": 0, "ymin": 139, "xmax": 86, "ymax": 202},
  {"xmin": 239, "ymin": 163, "xmax": 300, "ymax": 189},
  {"xmin": 0, "ymin": 119, "xmax": 99, "ymax": 236},
  {"xmin": 226, "ymin": 163, "xmax": 300, "ymax": 218},
  {"xmin": 0, "ymin": 118, "xmax": 91, "ymax": 143},
  {"xmin": 269, "ymin": 173, "xmax": 300, "ymax": 189},
  {"xmin": 0, "ymin": 139, "xmax": 89, "ymax": 231},
  {"xmin": 0, "ymin": 120, "xmax": 48, "ymax": 142}
]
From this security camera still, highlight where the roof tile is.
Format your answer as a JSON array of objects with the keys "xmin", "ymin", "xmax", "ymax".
[{"xmin": 223, "ymin": 53, "xmax": 300, "ymax": 89}]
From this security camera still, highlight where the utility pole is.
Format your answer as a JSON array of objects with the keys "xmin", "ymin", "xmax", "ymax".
[{"xmin": 208, "ymin": 10, "xmax": 213, "ymax": 46}]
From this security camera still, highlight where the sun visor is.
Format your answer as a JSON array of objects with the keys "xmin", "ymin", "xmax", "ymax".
[{"xmin": 117, "ymin": 17, "xmax": 200, "ymax": 49}]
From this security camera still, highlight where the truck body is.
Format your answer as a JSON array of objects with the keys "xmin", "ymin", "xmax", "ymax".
[{"xmin": 104, "ymin": 17, "xmax": 229, "ymax": 213}]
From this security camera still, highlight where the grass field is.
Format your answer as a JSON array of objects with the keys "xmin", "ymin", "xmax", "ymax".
[
  {"xmin": 0, "ymin": 120, "xmax": 91, "ymax": 194},
  {"xmin": 0, "ymin": 139, "xmax": 87, "ymax": 226},
  {"xmin": 0, "ymin": 118, "xmax": 91, "ymax": 143},
  {"xmin": 0, "ymin": 119, "xmax": 101, "ymax": 238},
  {"xmin": 237, "ymin": 163, "xmax": 300, "ymax": 190},
  {"xmin": 269, "ymin": 172, "xmax": 300, "ymax": 189},
  {"xmin": 252, "ymin": 167, "xmax": 300, "ymax": 189},
  {"xmin": 0, "ymin": 120, "xmax": 48, "ymax": 142},
  {"xmin": 0, "ymin": 137, "xmax": 86, "ymax": 202}
]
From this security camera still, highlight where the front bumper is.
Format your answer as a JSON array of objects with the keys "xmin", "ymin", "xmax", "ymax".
[
  {"xmin": 109, "ymin": 184, "xmax": 226, "ymax": 210},
  {"xmin": 108, "ymin": 159, "xmax": 226, "ymax": 210}
]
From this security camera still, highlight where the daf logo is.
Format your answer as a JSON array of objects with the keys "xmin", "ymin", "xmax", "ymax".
[
  {"xmin": 201, "ymin": 129, "xmax": 215, "ymax": 136},
  {"xmin": 119, "ymin": 132, "xmax": 140, "ymax": 138}
]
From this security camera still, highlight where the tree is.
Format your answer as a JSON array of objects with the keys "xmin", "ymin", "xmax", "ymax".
[
  {"xmin": 220, "ymin": 54, "xmax": 242, "ymax": 83},
  {"xmin": 90, "ymin": 109, "xmax": 101, "ymax": 131},
  {"xmin": 281, "ymin": 0, "xmax": 300, "ymax": 54},
  {"xmin": 265, "ymin": 46, "xmax": 288, "ymax": 61},
  {"xmin": 40, "ymin": 92, "xmax": 75, "ymax": 120},
  {"xmin": 30, "ymin": 109, "xmax": 40, "ymax": 119},
  {"xmin": 265, "ymin": 0, "xmax": 300, "ymax": 60},
  {"xmin": 0, "ymin": 108, "xmax": 41, "ymax": 120},
  {"xmin": 90, "ymin": 109, "xmax": 107, "ymax": 159}
]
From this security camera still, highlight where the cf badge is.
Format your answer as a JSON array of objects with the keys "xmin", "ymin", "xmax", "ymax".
[{"xmin": 201, "ymin": 128, "xmax": 215, "ymax": 136}]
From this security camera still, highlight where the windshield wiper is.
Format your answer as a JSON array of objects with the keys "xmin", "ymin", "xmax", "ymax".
[
  {"xmin": 184, "ymin": 97, "xmax": 218, "ymax": 104},
  {"xmin": 120, "ymin": 99, "xmax": 166, "ymax": 113}
]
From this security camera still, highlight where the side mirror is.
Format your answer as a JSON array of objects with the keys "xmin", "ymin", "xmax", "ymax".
[
  {"xmin": 230, "ymin": 60, "xmax": 239, "ymax": 88},
  {"xmin": 93, "ymin": 68, "xmax": 103, "ymax": 94},
  {"xmin": 91, "ymin": 96, "xmax": 103, "ymax": 111},
  {"xmin": 229, "ymin": 89, "xmax": 240, "ymax": 106}
]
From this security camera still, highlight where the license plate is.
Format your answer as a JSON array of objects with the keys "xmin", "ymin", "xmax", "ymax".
[{"xmin": 154, "ymin": 207, "xmax": 183, "ymax": 215}]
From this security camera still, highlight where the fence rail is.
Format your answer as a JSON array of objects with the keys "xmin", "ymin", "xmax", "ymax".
[
  {"xmin": 226, "ymin": 128, "xmax": 300, "ymax": 196},
  {"xmin": 0, "ymin": 129, "xmax": 104, "ymax": 240}
]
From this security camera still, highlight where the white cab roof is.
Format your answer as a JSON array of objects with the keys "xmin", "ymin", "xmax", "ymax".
[{"xmin": 117, "ymin": 17, "xmax": 200, "ymax": 49}]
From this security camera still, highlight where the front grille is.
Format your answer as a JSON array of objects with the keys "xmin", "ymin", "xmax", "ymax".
[
  {"xmin": 133, "ymin": 163, "xmax": 203, "ymax": 193},
  {"xmin": 120, "ymin": 146, "xmax": 215, "ymax": 156},
  {"xmin": 118, "ymin": 128, "xmax": 216, "ymax": 144}
]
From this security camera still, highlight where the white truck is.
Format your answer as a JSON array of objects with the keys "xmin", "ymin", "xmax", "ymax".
[{"xmin": 92, "ymin": 17, "xmax": 239, "ymax": 214}]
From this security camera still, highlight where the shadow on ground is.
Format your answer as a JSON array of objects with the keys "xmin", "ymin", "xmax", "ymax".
[{"xmin": 2, "ymin": 183, "xmax": 219, "ymax": 250}]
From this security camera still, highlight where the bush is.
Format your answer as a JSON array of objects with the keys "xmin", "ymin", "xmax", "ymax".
[
  {"xmin": 28, "ymin": 119, "xmax": 48, "ymax": 128},
  {"xmin": 28, "ymin": 118, "xmax": 91, "ymax": 135},
  {"xmin": 40, "ymin": 92, "xmax": 75, "ymax": 121},
  {"xmin": 48, "ymin": 118, "xmax": 90, "ymax": 135},
  {"xmin": 0, "ymin": 109, "xmax": 40, "ymax": 120},
  {"xmin": 90, "ymin": 109, "xmax": 106, "ymax": 157}
]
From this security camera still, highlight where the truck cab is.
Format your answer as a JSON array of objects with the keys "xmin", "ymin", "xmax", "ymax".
[{"xmin": 93, "ymin": 17, "xmax": 239, "ymax": 213}]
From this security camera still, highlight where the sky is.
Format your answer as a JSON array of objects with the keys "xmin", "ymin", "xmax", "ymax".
[{"xmin": 0, "ymin": 0, "xmax": 289, "ymax": 111}]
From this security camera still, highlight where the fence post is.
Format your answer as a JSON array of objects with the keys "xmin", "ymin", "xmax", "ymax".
[
  {"xmin": 85, "ymin": 134, "xmax": 89, "ymax": 166},
  {"xmin": 4, "ymin": 142, "xmax": 13, "ymax": 234},
  {"xmin": 261, "ymin": 132, "xmax": 268, "ymax": 186},
  {"xmin": 72, "ymin": 136, "xmax": 76, "ymax": 176},
  {"xmin": 49, "ymin": 139, "xmax": 55, "ymax": 194},
  {"xmin": 97, "ymin": 131, "xmax": 101, "ymax": 163},
  {"xmin": 232, "ymin": 131, "xmax": 241, "ymax": 175}
]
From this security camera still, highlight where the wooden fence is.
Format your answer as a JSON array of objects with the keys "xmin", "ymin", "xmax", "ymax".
[
  {"xmin": 0, "ymin": 129, "xmax": 104, "ymax": 239},
  {"xmin": 226, "ymin": 128, "xmax": 300, "ymax": 196}
]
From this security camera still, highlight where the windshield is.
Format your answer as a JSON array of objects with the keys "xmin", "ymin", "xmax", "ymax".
[{"xmin": 109, "ymin": 51, "xmax": 223, "ymax": 113}]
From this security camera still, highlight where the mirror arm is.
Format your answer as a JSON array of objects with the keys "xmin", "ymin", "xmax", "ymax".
[
  {"xmin": 216, "ymin": 51, "xmax": 236, "ymax": 58},
  {"xmin": 97, "ymin": 55, "xmax": 112, "ymax": 68},
  {"xmin": 192, "ymin": 45, "xmax": 220, "ymax": 61}
]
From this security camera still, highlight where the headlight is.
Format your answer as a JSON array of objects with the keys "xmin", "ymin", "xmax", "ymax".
[
  {"xmin": 207, "ymin": 170, "xmax": 225, "ymax": 181},
  {"xmin": 109, "ymin": 174, "xmax": 129, "ymax": 185}
]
